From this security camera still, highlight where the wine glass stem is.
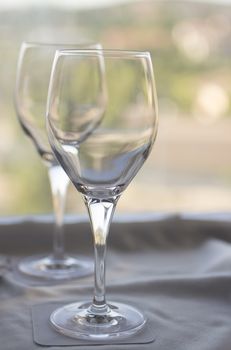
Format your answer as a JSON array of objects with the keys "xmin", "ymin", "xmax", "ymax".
[
  {"xmin": 48, "ymin": 164, "xmax": 69, "ymax": 261},
  {"xmin": 93, "ymin": 243, "xmax": 107, "ymax": 308},
  {"xmin": 84, "ymin": 196, "xmax": 119, "ymax": 313}
]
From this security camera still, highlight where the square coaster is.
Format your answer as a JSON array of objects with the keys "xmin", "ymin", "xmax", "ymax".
[{"xmin": 31, "ymin": 301, "xmax": 155, "ymax": 346}]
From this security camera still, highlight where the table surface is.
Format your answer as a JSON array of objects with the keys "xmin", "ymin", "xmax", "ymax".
[{"xmin": 1, "ymin": 212, "xmax": 231, "ymax": 350}]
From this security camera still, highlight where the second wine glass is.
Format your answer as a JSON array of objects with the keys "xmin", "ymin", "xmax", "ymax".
[{"xmin": 14, "ymin": 42, "xmax": 99, "ymax": 280}]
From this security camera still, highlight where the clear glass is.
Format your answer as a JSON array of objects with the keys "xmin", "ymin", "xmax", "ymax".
[
  {"xmin": 14, "ymin": 42, "xmax": 101, "ymax": 280},
  {"xmin": 46, "ymin": 49, "xmax": 158, "ymax": 338}
]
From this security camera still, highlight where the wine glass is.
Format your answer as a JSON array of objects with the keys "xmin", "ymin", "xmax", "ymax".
[
  {"xmin": 14, "ymin": 42, "xmax": 100, "ymax": 280},
  {"xmin": 46, "ymin": 49, "xmax": 158, "ymax": 338}
]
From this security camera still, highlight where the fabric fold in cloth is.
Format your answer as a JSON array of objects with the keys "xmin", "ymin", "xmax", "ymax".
[{"xmin": 0, "ymin": 213, "xmax": 231, "ymax": 349}]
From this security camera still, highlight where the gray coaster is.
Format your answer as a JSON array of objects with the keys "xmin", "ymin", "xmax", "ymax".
[{"xmin": 31, "ymin": 301, "xmax": 155, "ymax": 346}]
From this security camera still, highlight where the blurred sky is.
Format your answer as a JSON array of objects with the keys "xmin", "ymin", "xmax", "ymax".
[
  {"xmin": 0, "ymin": 0, "xmax": 133, "ymax": 10},
  {"xmin": 0, "ymin": 0, "xmax": 230, "ymax": 10}
]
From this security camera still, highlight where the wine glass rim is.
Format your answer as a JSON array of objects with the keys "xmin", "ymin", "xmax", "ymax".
[{"xmin": 55, "ymin": 48, "xmax": 151, "ymax": 59}]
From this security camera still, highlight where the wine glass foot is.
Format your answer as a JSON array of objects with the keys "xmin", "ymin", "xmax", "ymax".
[
  {"xmin": 50, "ymin": 301, "xmax": 146, "ymax": 340},
  {"xmin": 18, "ymin": 254, "xmax": 94, "ymax": 280}
]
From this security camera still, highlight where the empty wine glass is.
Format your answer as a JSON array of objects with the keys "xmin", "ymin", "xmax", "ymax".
[
  {"xmin": 14, "ymin": 42, "xmax": 99, "ymax": 280},
  {"xmin": 46, "ymin": 49, "xmax": 158, "ymax": 338}
]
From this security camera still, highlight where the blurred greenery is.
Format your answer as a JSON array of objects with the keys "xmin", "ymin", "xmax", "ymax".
[{"xmin": 0, "ymin": 0, "xmax": 230, "ymax": 215}]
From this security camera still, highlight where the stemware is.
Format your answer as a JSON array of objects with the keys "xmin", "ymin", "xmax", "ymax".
[
  {"xmin": 14, "ymin": 42, "xmax": 98, "ymax": 280},
  {"xmin": 46, "ymin": 49, "xmax": 158, "ymax": 338}
]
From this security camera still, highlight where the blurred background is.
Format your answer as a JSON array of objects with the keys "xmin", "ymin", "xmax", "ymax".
[{"xmin": 0, "ymin": 0, "xmax": 231, "ymax": 216}]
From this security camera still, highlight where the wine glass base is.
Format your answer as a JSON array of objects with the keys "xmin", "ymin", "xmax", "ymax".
[
  {"xmin": 18, "ymin": 254, "xmax": 93, "ymax": 280},
  {"xmin": 50, "ymin": 301, "xmax": 146, "ymax": 340}
]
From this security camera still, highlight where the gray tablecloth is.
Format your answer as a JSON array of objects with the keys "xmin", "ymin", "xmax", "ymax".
[{"xmin": 1, "ymin": 213, "xmax": 231, "ymax": 349}]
